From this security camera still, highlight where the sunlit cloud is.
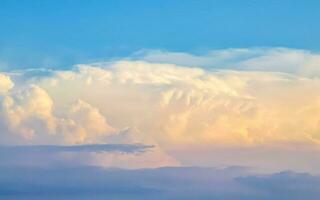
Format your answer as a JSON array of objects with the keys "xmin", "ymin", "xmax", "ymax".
[{"xmin": 1, "ymin": 48, "xmax": 320, "ymax": 171}]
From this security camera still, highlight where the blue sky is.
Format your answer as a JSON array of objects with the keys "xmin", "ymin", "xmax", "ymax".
[{"xmin": 1, "ymin": 0, "xmax": 320, "ymax": 69}]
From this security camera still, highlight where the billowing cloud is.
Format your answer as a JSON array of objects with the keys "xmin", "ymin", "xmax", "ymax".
[
  {"xmin": 31, "ymin": 60, "xmax": 320, "ymax": 148},
  {"xmin": 0, "ymin": 85, "xmax": 55, "ymax": 140},
  {"xmin": 0, "ymin": 73, "xmax": 13, "ymax": 94},
  {"xmin": 0, "ymin": 85, "xmax": 116, "ymax": 144},
  {"xmin": 62, "ymin": 99, "xmax": 115, "ymax": 143},
  {"xmin": 1, "ymin": 48, "xmax": 320, "ymax": 171}
]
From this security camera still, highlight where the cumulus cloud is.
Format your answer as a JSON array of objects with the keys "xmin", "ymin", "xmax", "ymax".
[
  {"xmin": 0, "ymin": 85, "xmax": 55, "ymax": 140},
  {"xmin": 30, "ymin": 60, "xmax": 320, "ymax": 148},
  {"xmin": 61, "ymin": 99, "xmax": 115, "ymax": 143},
  {"xmin": 0, "ymin": 85, "xmax": 116, "ymax": 144},
  {"xmin": 1, "ymin": 48, "xmax": 320, "ymax": 171},
  {"xmin": 0, "ymin": 73, "xmax": 14, "ymax": 94}
]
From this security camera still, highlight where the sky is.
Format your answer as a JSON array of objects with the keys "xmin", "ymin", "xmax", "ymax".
[
  {"xmin": 1, "ymin": 0, "xmax": 320, "ymax": 69},
  {"xmin": 1, "ymin": 0, "xmax": 320, "ymax": 199}
]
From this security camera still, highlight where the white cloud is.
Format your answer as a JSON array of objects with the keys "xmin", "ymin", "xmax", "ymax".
[
  {"xmin": 0, "ymin": 84, "xmax": 116, "ymax": 144},
  {"xmin": 2, "ymin": 48, "xmax": 320, "ymax": 171},
  {"xmin": 135, "ymin": 48, "xmax": 320, "ymax": 76},
  {"xmin": 0, "ymin": 73, "xmax": 14, "ymax": 94},
  {"xmin": 20, "ymin": 60, "xmax": 319, "ymax": 149},
  {"xmin": 5, "ymin": 58, "xmax": 320, "ymax": 146},
  {"xmin": 62, "ymin": 99, "xmax": 115, "ymax": 143},
  {"xmin": 0, "ymin": 85, "xmax": 55, "ymax": 140}
]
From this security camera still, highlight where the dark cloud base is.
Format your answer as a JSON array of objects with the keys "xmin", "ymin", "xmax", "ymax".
[
  {"xmin": 0, "ymin": 166, "xmax": 319, "ymax": 200},
  {"xmin": 0, "ymin": 143, "xmax": 154, "ymax": 154}
]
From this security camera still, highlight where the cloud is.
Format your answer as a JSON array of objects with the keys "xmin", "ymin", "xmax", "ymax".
[
  {"xmin": 0, "ymin": 85, "xmax": 55, "ymax": 140},
  {"xmin": 170, "ymin": 144, "xmax": 320, "ymax": 173},
  {"xmin": 0, "ymin": 85, "xmax": 115, "ymax": 144},
  {"xmin": 236, "ymin": 171, "xmax": 320, "ymax": 199},
  {"xmin": 62, "ymin": 99, "xmax": 115, "ymax": 143},
  {"xmin": 0, "ymin": 166, "xmax": 319, "ymax": 200},
  {"xmin": 0, "ymin": 143, "xmax": 180, "ymax": 169},
  {"xmin": 1, "ymin": 48, "xmax": 320, "ymax": 171},
  {"xmin": 0, "ymin": 143, "xmax": 154, "ymax": 154},
  {"xmin": 135, "ymin": 48, "xmax": 320, "ymax": 76},
  {"xmin": 31, "ymin": 60, "xmax": 320, "ymax": 148},
  {"xmin": 0, "ymin": 73, "xmax": 14, "ymax": 94}
]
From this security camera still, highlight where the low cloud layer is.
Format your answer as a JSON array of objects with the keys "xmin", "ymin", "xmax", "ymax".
[
  {"xmin": 1, "ymin": 48, "xmax": 320, "ymax": 171},
  {"xmin": 0, "ymin": 166, "xmax": 319, "ymax": 200},
  {"xmin": 0, "ymin": 144, "xmax": 161, "ymax": 168}
]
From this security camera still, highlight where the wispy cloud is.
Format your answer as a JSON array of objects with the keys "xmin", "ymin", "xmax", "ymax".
[{"xmin": 134, "ymin": 48, "xmax": 320, "ymax": 76}]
